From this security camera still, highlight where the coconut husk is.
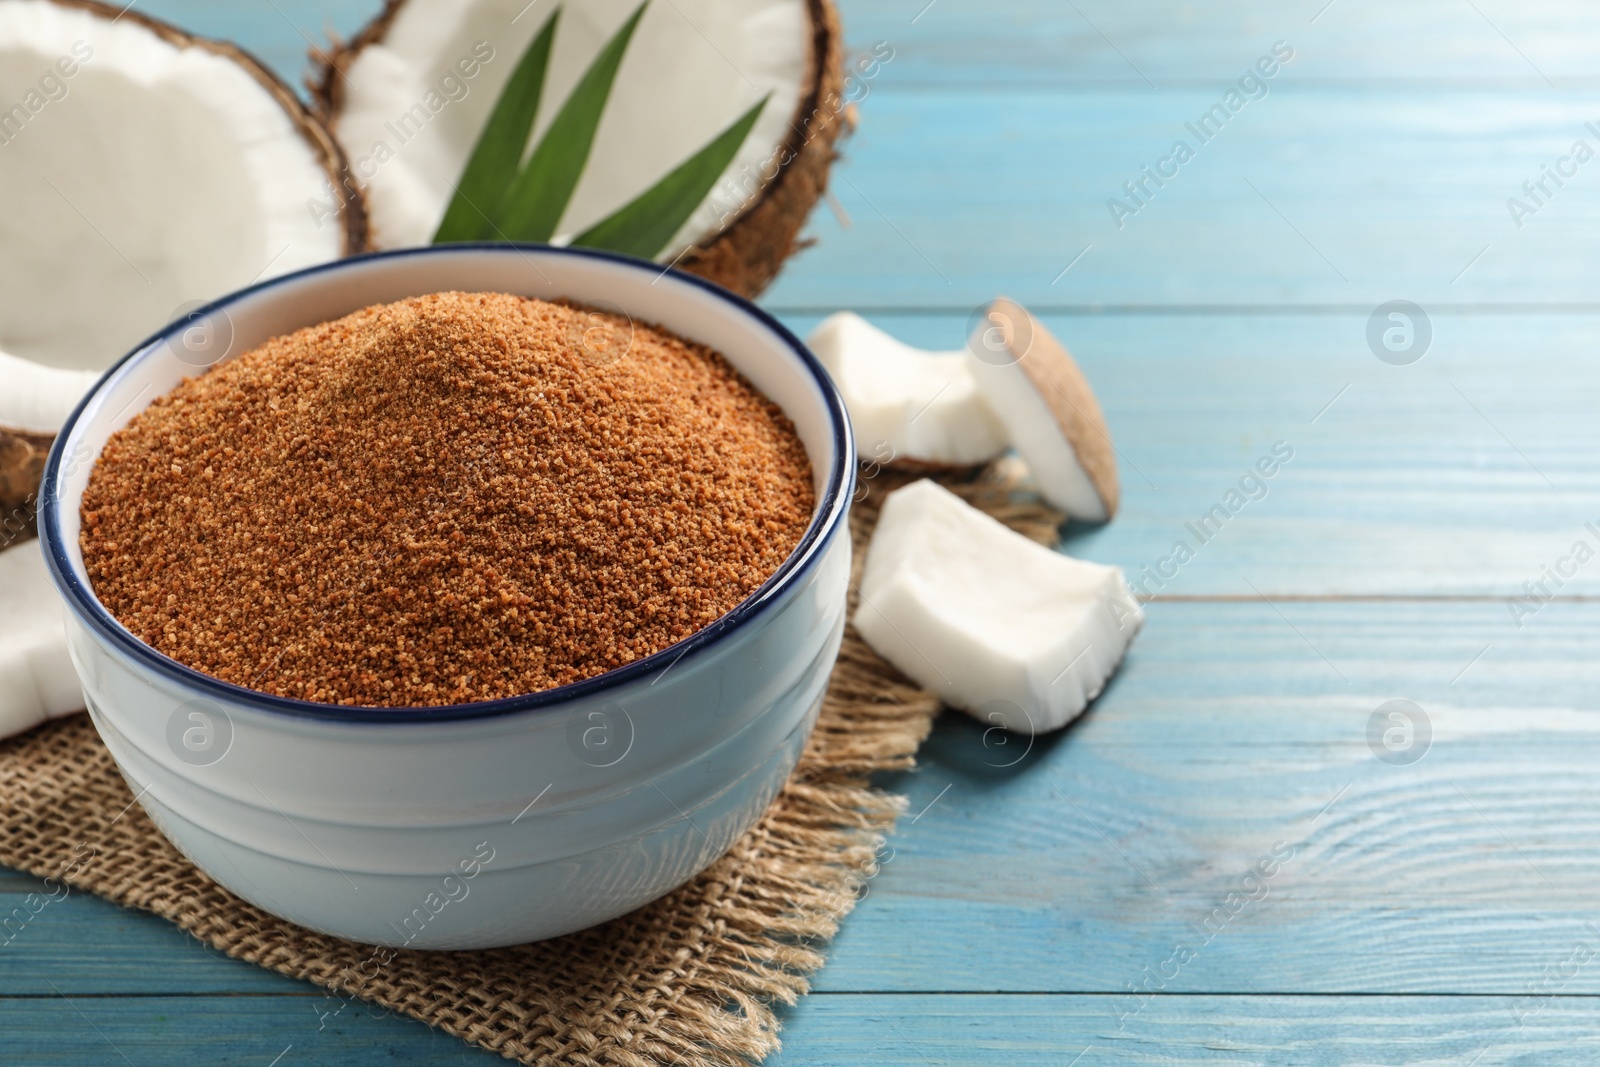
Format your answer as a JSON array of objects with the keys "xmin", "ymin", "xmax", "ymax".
[
  {"xmin": 990, "ymin": 297, "xmax": 1122, "ymax": 520},
  {"xmin": 0, "ymin": 430, "xmax": 50, "ymax": 528},
  {"xmin": 0, "ymin": 0, "xmax": 368, "ymax": 533},
  {"xmin": 312, "ymin": 0, "xmax": 848, "ymax": 298},
  {"xmin": 884, "ymin": 457, "xmax": 986, "ymax": 476}
]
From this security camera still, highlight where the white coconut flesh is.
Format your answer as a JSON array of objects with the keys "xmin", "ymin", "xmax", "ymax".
[
  {"xmin": 0, "ymin": 351, "xmax": 98, "ymax": 435},
  {"xmin": 807, "ymin": 312, "xmax": 1009, "ymax": 467},
  {"xmin": 334, "ymin": 0, "xmax": 811, "ymax": 255},
  {"xmin": 854, "ymin": 479, "xmax": 1143, "ymax": 735},
  {"xmin": 0, "ymin": 539, "xmax": 81, "ymax": 737},
  {"xmin": 965, "ymin": 299, "xmax": 1121, "ymax": 523},
  {"xmin": 0, "ymin": 0, "xmax": 346, "ymax": 432}
]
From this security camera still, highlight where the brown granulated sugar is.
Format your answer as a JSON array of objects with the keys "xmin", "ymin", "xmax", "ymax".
[{"xmin": 79, "ymin": 291, "xmax": 815, "ymax": 707}]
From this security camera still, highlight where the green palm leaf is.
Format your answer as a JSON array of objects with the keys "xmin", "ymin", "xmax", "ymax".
[
  {"xmin": 432, "ymin": 8, "xmax": 560, "ymax": 243},
  {"xmin": 494, "ymin": 1, "xmax": 648, "ymax": 242},
  {"xmin": 571, "ymin": 94, "xmax": 769, "ymax": 259}
]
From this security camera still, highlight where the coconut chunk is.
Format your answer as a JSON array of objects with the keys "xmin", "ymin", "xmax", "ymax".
[
  {"xmin": 0, "ymin": 350, "xmax": 100, "ymax": 435},
  {"xmin": 0, "ymin": 540, "xmax": 83, "ymax": 738},
  {"xmin": 854, "ymin": 479, "xmax": 1142, "ymax": 734},
  {"xmin": 965, "ymin": 298, "xmax": 1120, "ymax": 522},
  {"xmin": 807, "ymin": 312, "xmax": 1009, "ymax": 468}
]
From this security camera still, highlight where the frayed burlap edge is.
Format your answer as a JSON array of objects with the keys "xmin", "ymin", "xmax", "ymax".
[{"xmin": 0, "ymin": 465, "xmax": 1060, "ymax": 1066}]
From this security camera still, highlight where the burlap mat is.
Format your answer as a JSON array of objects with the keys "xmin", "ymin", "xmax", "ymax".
[{"xmin": 0, "ymin": 467, "xmax": 1059, "ymax": 1066}]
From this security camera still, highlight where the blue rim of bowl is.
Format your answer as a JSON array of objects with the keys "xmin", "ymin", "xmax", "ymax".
[{"xmin": 38, "ymin": 243, "xmax": 856, "ymax": 725}]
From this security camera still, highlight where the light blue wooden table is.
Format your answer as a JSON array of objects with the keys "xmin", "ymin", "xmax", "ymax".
[{"xmin": 9, "ymin": 1, "xmax": 1600, "ymax": 1062}]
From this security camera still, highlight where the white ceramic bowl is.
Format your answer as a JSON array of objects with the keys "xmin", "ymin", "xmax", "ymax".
[{"xmin": 36, "ymin": 245, "xmax": 854, "ymax": 949}]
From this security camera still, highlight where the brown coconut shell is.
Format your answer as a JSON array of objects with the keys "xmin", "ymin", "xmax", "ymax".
[
  {"xmin": 989, "ymin": 297, "xmax": 1121, "ymax": 520},
  {"xmin": 312, "ymin": 0, "xmax": 848, "ymax": 298},
  {"xmin": 0, "ymin": 431, "xmax": 51, "ymax": 539},
  {"xmin": 885, "ymin": 457, "xmax": 988, "ymax": 476},
  {"xmin": 0, "ymin": 0, "xmax": 368, "ymax": 527}
]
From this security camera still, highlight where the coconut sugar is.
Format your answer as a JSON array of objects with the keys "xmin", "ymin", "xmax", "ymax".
[{"xmin": 79, "ymin": 292, "xmax": 814, "ymax": 707}]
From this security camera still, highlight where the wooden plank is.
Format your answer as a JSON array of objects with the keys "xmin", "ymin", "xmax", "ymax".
[
  {"xmin": 0, "ymin": 993, "xmax": 500, "ymax": 1064},
  {"xmin": 769, "ymin": 993, "xmax": 1600, "ymax": 1066},
  {"xmin": 777, "ymin": 310, "xmax": 1600, "ymax": 596},
  {"xmin": 10, "ymin": 602, "xmax": 1600, "ymax": 998},
  {"xmin": 0, "ymin": 885, "xmax": 303, "ymax": 995},
  {"xmin": 4, "ymin": 991, "xmax": 1600, "ymax": 1065},
  {"xmin": 0, "ymin": 870, "xmax": 44, "ymax": 893},
  {"xmin": 838, "ymin": 0, "xmax": 1600, "ymax": 87},
  {"xmin": 765, "ymin": 84, "xmax": 1600, "ymax": 311},
  {"xmin": 802, "ymin": 600, "xmax": 1600, "ymax": 993}
]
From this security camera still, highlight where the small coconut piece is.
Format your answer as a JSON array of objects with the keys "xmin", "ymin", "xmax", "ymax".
[
  {"xmin": 807, "ymin": 312, "xmax": 1008, "ymax": 468},
  {"xmin": 0, "ymin": 540, "xmax": 83, "ymax": 739},
  {"xmin": 317, "ymin": 0, "xmax": 847, "ymax": 298},
  {"xmin": 854, "ymin": 479, "xmax": 1142, "ymax": 734},
  {"xmin": 965, "ymin": 298, "xmax": 1120, "ymax": 522}
]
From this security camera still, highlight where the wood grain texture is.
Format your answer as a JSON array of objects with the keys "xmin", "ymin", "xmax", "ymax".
[
  {"xmin": 771, "ymin": 994, "xmax": 1600, "ymax": 1066},
  {"xmin": 814, "ymin": 602, "xmax": 1600, "ymax": 993},
  {"xmin": 11, "ymin": 0, "xmax": 1600, "ymax": 1064},
  {"xmin": 8, "ymin": 992, "xmax": 1600, "ymax": 1065},
  {"xmin": 0, "ymin": 994, "xmax": 498, "ymax": 1064},
  {"xmin": 837, "ymin": 0, "xmax": 1600, "ymax": 87},
  {"xmin": 764, "ymin": 85, "xmax": 1600, "ymax": 311},
  {"xmin": 782, "ymin": 310, "xmax": 1600, "ymax": 597}
]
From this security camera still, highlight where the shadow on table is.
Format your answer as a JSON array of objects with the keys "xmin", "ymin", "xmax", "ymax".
[{"xmin": 873, "ymin": 674, "xmax": 1117, "ymax": 795}]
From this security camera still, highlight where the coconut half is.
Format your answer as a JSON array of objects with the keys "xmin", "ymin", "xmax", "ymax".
[
  {"xmin": 807, "ymin": 311, "xmax": 1009, "ymax": 469},
  {"xmin": 0, "ymin": 0, "xmax": 363, "ymax": 517},
  {"xmin": 317, "ymin": 0, "xmax": 845, "ymax": 296},
  {"xmin": 965, "ymin": 298, "xmax": 1121, "ymax": 523}
]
